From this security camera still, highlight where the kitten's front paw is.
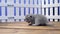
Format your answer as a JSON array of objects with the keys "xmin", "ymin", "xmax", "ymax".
[{"xmin": 29, "ymin": 24, "xmax": 32, "ymax": 26}]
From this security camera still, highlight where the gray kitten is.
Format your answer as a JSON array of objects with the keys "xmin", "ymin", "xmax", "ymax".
[{"xmin": 24, "ymin": 14, "xmax": 48, "ymax": 26}]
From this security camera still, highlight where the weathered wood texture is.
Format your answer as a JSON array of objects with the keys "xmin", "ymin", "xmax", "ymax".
[{"xmin": 0, "ymin": 22, "xmax": 60, "ymax": 34}]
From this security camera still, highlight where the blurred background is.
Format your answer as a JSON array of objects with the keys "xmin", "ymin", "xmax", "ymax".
[
  {"xmin": 0, "ymin": 0, "xmax": 60, "ymax": 22},
  {"xmin": 0, "ymin": 0, "xmax": 60, "ymax": 34}
]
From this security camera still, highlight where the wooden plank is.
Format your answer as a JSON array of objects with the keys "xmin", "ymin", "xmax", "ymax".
[
  {"xmin": 0, "ymin": 22, "xmax": 60, "ymax": 30},
  {"xmin": 0, "ymin": 22, "xmax": 60, "ymax": 34}
]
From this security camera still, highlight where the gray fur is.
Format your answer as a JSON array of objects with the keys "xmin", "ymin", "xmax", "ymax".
[{"xmin": 24, "ymin": 14, "xmax": 48, "ymax": 26}]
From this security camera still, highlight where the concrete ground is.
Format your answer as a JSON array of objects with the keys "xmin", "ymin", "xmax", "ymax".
[{"xmin": 0, "ymin": 22, "xmax": 60, "ymax": 34}]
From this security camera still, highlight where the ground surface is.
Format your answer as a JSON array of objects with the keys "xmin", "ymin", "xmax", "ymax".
[{"xmin": 0, "ymin": 22, "xmax": 60, "ymax": 34}]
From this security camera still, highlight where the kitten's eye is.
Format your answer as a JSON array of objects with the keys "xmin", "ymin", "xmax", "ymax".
[
  {"xmin": 30, "ymin": 16, "xmax": 32, "ymax": 18},
  {"xmin": 26, "ymin": 18, "xmax": 28, "ymax": 20}
]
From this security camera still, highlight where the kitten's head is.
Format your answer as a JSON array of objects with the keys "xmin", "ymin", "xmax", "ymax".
[{"xmin": 24, "ymin": 15, "xmax": 33, "ymax": 23}]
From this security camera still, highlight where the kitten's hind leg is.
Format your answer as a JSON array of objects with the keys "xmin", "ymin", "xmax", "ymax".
[{"xmin": 39, "ymin": 23, "xmax": 47, "ymax": 26}]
